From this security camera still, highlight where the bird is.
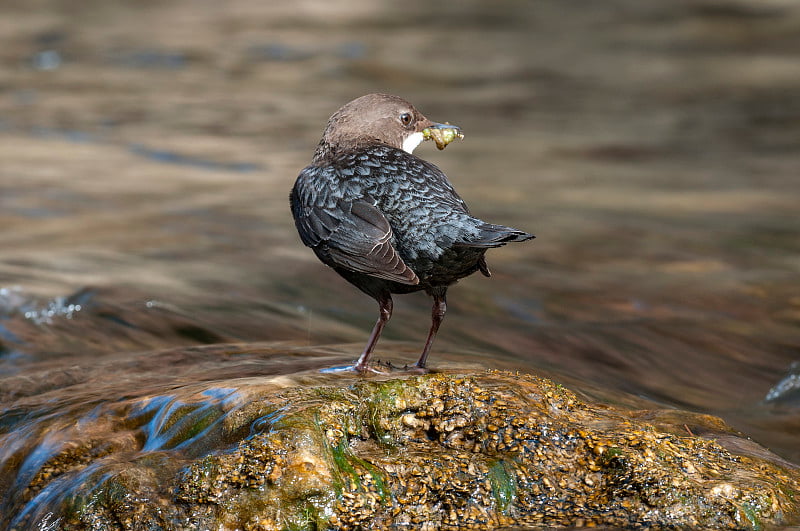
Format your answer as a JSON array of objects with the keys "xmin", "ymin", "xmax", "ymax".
[{"xmin": 290, "ymin": 93, "xmax": 534, "ymax": 372}]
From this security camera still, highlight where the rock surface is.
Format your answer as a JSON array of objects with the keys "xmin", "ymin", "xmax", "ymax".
[{"xmin": 6, "ymin": 370, "xmax": 799, "ymax": 530}]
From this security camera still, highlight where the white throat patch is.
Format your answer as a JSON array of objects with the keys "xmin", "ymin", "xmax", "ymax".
[{"xmin": 402, "ymin": 132, "xmax": 424, "ymax": 154}]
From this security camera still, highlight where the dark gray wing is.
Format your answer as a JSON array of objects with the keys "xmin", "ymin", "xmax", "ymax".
[
  {"xmin": 291, "ymin": 175, "xmax": 418, "ymax": 285},
  {"xmin": 325, "ymin": 200, "xmax": 419, "ymax": 284}
]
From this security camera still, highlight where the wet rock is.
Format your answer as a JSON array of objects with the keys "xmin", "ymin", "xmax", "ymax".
[{"xmin": 6, "ymin": 371, "xmax": 800, "ymax": 530}]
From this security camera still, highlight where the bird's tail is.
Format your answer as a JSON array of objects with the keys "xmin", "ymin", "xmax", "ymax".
[{"xmin": 457, "ymin": 222, "xmax": 535, "ymax": 249}]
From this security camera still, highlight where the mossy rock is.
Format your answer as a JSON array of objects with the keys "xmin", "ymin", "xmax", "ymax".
[{"xmin": 7, "ymin": 370, "xmax": 800, "ymax": 530}]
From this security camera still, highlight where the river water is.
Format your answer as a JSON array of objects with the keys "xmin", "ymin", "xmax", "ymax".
[{"xmin": 1, "ymin": 0, "xmax": 800, "ymax": 525}]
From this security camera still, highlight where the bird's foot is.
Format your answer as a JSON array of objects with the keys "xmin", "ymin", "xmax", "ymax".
[
  {"xmin": 353, "ymin": 361, "xmax": 392, "ymax": 374},
  {"xmin": 320, "ymin": 360, "xmax": 431, "ymax": 375},
  {"xmin": 402, "ymin": 363, "xmax": 432, "ymax": 374},
  {"xmin": 319, "ymin": 363, "xmax": 388, "ymax": 374}
]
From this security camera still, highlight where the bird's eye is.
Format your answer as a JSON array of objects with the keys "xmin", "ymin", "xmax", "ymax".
[{"xmin": 399, "ymin": 112, "xmax": 412, "ymax": 126}]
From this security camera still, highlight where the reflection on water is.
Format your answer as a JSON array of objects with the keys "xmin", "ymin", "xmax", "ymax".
[{"xmin": 1, "ymin": 0, "xmax": 800, "ymax": 526}]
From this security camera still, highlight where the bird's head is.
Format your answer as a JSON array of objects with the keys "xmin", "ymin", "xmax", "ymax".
[{"xmin": 314, "ymin": 93, "xmax": 462, "ymax": 162}]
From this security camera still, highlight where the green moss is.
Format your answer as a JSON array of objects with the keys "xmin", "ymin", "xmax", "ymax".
[
  {"xmin": 739, "ymin": 501, "xmax": 762, "ymax": 531},
  {"xmin": 281, "ymin": 501, "xmax": 324, "ymax": 531},
  {"xmin": 779, "ymin": 484, "xmax": 798, "ymax": 499},
  {"xmin": 349, "ymin": 453, "xmax": 390, "ymax": 502},
  {"xmin": 602, "ymin": 446, "xmax": 625, "ymax": 465},
  {"xmin": 167, "ymin": 405, "xmax": 223, "ymax": 448},
  {"xmin": 488, "ymin": 460, "xmax": 517, "ymax": 514},
  {"xmin": 362, "ymin": 379, "xmax": 413, "ymax": 447},
  {"xmin": 326, "ymin": 436, "xmax": 389, "ymax": 502},
  {"xmin": 329, "ymin": 438, "xmax": 360, "ymax": 492}
]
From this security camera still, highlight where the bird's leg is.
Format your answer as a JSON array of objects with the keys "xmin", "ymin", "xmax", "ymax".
[
  {"xmin": 415, "ymin": 292, "xmax": 447, "ymax": 369},
  {"xmin": 353, "ymin": 294, "xmax": 392, "ymax": 372}
]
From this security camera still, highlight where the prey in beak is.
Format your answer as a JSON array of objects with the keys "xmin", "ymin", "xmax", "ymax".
[{"xmin": 422, "ymin": 122, "xmax": 464, "ymax": 150}]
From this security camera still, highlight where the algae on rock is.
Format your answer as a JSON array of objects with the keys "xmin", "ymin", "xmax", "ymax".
[{"xmin": 8, "ymin": 371, "xmax": 800, "ymax": 530}]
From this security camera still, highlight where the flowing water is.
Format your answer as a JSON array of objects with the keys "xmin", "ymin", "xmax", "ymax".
[{"xmin": 1, "ymin": 0, "xmax": 800, "ymax": 526}]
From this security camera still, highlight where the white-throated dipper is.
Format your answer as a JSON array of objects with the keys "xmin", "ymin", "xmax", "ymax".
[{"xmin": 290, "ymin": 93, "xmax": 534, "ymax": 372}]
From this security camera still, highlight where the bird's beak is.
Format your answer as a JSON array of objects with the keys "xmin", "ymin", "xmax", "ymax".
[{"xmin": 422, "ymin": 122, "xmax": 464, "ymax": 150}]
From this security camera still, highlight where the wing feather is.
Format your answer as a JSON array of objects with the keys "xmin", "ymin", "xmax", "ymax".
[{"xmin": 291, "ymin": 175, "xmax": 418, "ymax": 285}]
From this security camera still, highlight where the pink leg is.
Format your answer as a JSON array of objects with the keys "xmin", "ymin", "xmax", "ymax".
[
  {"xmin": 415, "ymin": 293, "xmax": 446, "ymax": 369},
  {"xmin": 353, "ymin": 294, "xmax": 392, "ymax": 372}
]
